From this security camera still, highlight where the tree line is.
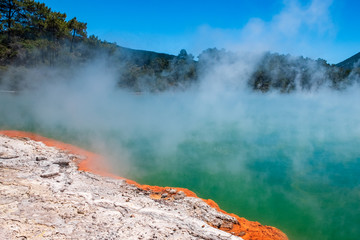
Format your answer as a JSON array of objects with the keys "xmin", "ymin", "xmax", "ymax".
[
  {"xmin": 0, "ymin": 0, "xmax": 122, "ymax": 68},
  {"xmin": 0, "ymin": 1, "xmax": 358, "ymax": 93},
  {"xmin": 0, "ymin": 0, "xmax": 198, "ymax": 92},
  {"xmin": 0, "ymin": 0, "xmax": 86, "ymax": 42}
]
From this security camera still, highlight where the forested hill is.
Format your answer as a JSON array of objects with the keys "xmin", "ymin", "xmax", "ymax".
[
  {"xmin": 0, "ymin": 0, "xmax": 178, "ymax": 66},
  {"xmin": 0, "ymin": 0, "xmax": 359, "ymax": 93},
  {"xmin": 336, "ymin": 52, "xmax": 360, "ymax": 70},
  {"xmin": 0, "ymin": 0, "xmax": 197, "ymax": 91}
]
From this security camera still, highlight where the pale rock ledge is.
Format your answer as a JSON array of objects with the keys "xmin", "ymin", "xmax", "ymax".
[{"xmin": 0, "ymin": 135, "xmax": 242, "ymax": 240}]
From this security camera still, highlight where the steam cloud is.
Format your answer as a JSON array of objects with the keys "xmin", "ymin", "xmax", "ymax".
[{"xmin": 1, "ymin": 50, "xmax": 360, "ymax": 240}]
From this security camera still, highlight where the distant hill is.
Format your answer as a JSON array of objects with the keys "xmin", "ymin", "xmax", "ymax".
[
  {"xmin": 0, "ymin": 0, "xmax": 197, "ymax": 92},
  {"xmin": 336, "ymin": 52, "xmax": 360, "ymax": 70},
  {"xmin": 0, "ymin": 0, "xmax": 177, "ymax": 67},
  {"xmin": 117, "ymin": 46, "xmax": 175, "ymax": 65}
]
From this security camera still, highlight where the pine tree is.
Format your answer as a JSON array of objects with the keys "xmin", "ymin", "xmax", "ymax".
[
  {"xmin": 0, "ymin": 0, "xmax": 23, "ymax": 42},
  {"xmin": 22, "ymin": 0, "xmax": 51, "ymax": 39},
  {"xmin": 68, "ymin": 17, "xmax": 87, "ymax": 52}
]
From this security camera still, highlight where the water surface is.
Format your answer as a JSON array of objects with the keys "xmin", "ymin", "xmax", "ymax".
[{"xmin": 1, "ymin": 90, "xmax": 360, "ymax": 240}]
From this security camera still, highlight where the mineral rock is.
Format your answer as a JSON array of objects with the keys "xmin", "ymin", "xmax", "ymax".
[{"xmin": 0, "ymin": 135, "xmax": 243, "ymax": 240}]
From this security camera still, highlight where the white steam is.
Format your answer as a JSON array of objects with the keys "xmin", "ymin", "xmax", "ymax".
[
  {"xmin": 186, "ymin": 0, "xmax": 338, "ymax": 63},
  {"xmin": 0, "ymin": 52, "xmax": 359, "ymax": 171},
  {"xmin": 1, "ymin": 50, "xmax": 360, "ymax": 240}
]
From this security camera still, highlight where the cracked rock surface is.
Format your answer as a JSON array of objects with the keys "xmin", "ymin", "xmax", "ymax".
[{"xmin": 0, "ymin": 135, "xmax": 242, "ymax": 240}]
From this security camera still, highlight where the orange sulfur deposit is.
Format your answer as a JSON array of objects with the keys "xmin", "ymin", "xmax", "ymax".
[{"xmin": 0, "ymin": 130, "xmax": 288, "ymax": 240}]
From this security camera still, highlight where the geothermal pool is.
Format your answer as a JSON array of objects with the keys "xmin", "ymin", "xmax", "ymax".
[{"xmin": 1, "ymin": 90, "xmax": 360, "ymax": 240}]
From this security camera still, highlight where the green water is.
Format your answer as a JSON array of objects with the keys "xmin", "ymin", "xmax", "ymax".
[
  {"xmin": 119, "ymin": 127, "xmax": 360, "ymax": 240},
  {"xmin": 1, "ymin": 92, "xmax": 360, "ymax": 240}
]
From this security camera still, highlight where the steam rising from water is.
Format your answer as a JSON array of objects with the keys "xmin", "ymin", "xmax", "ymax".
[{"xmin": 1, "ymin": 55, "xmax": 360, "ymax": 240}]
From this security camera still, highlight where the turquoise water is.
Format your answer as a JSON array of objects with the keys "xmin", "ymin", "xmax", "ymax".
[
  {"xmin": 1, "ymin": 90, "xmax": 360, "ymax": 240},
  {"xmin": 114, "ymin": 121, "xmax": 360, "ymax": 240}
]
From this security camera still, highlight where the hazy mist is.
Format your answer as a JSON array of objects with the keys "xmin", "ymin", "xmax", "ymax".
[{"xmin": 1, "ymin": 51, "xmax": 360, "ymax": 240}]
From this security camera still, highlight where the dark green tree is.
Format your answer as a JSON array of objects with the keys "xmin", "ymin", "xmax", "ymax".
[
  {"xmin": 0, "ymin": 0, "xmax": 23, "ymax": 42},
  {"xmin": 21, "ymin": 0, "xmax": 51, "ymax": 39},
  {"xmin": 67, "ymin": 17, "xmax": 87, "ymax": 52},
  {"xmin": 44, "ymin": 11, "xmax": 67, "ymax": 41},
  {"xmin": 43, "ymin": 11, "xmax": 67, "ymax": 65}
]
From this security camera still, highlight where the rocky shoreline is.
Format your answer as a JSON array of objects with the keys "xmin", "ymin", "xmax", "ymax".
[{"xmin": 0, "ymin": 132, "xmax": 288, "ymax": 240}]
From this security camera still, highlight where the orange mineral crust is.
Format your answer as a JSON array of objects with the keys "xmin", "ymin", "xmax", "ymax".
[{"xmin": 0, "ymin": 130, "xmax": 288, "ymax": 240}]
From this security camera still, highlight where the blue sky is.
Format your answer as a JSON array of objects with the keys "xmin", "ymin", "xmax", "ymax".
[{"xmin": 39, "ymin": 0, "xmax": 359, "ymax": 63}]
